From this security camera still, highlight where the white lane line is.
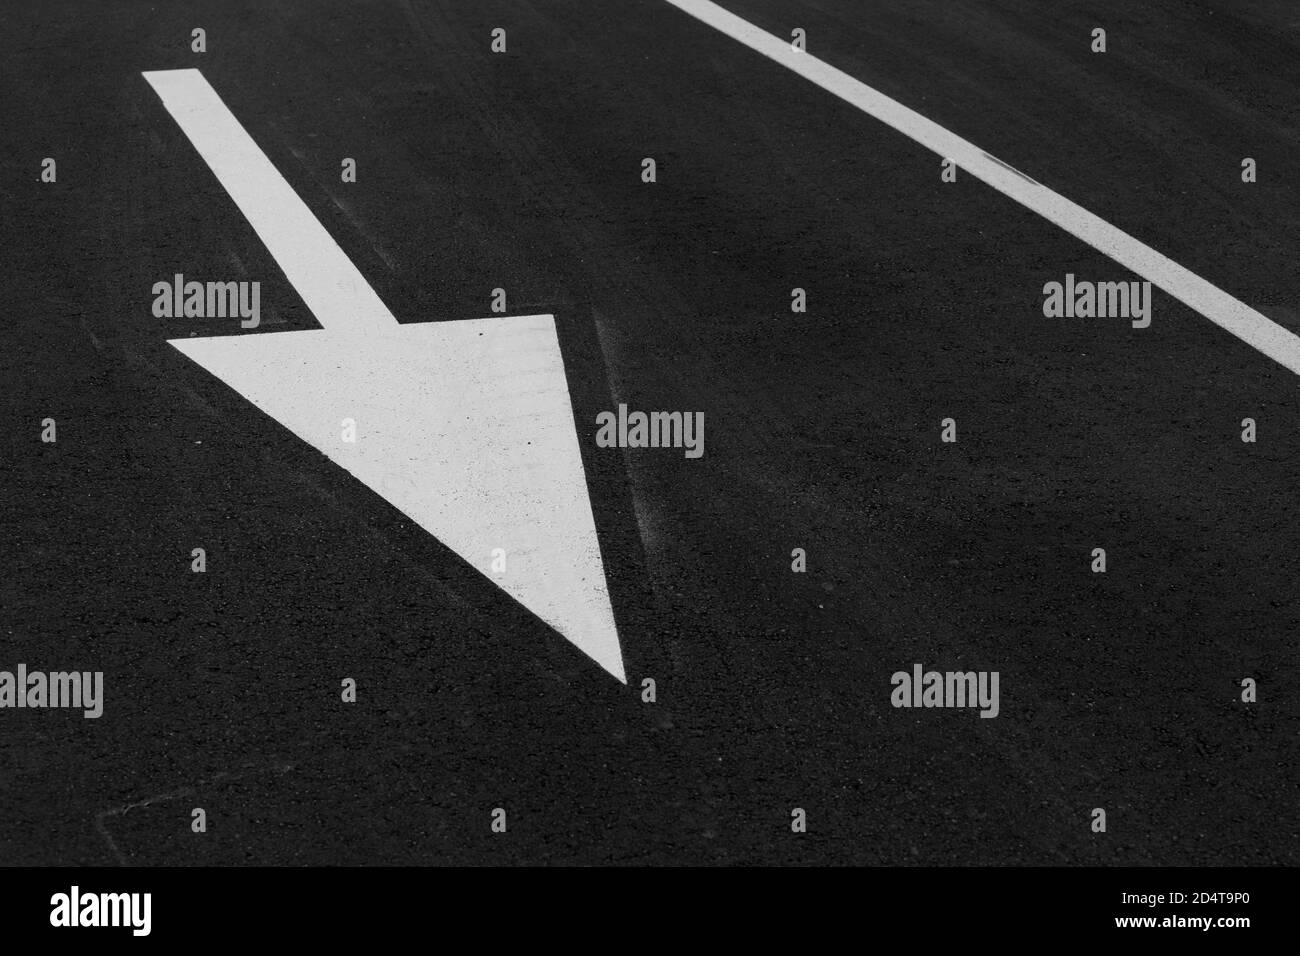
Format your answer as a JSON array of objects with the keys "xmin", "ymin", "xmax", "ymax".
[
  {"xmin": 143, "ymin": 69, "xmax": 396, "ymax": 336},
  {"xmin": 665, "ymin": 0, "xmax": 1300, "ymax": 376}
]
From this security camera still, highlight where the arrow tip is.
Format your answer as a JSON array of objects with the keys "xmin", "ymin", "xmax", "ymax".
[{"xmin": 170, "ymin": 315, "xmax": 626, "ymax": 683}]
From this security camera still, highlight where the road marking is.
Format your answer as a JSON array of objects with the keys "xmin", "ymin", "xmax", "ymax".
[
  {"xmin": 146, "ymin": 69, "xmax": 625, "ymax": 683},
  {"xmin": 143, "ymin": 69, "xmax": 394, "ymax": 336},
  {"xmin": 665, "ymin": 0, "xmax": 1300, "ymax": 376},
  {"xmin": 170, "ymin": 317, "xmax": 626, "ymax": 683}
]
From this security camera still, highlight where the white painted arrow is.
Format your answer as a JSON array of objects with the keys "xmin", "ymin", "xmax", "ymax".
[{"xmin": 145, "ymin": 68, "xmax": 624, "ymax": 682}]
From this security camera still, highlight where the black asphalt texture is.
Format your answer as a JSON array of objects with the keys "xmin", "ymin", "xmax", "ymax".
[{"xmin": 2, "ymin": 0, "xmax": 1297, "ymax": 866}]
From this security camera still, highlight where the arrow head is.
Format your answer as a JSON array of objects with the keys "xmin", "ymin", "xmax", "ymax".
[{"xmin": 171, "ymin": 314, "xmax": 626, "ymax": 683}]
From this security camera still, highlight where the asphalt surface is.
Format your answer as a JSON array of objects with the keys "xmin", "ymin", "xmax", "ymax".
[{"xmin": 2, "ymin": 0, "xmax": 1298, "ymax": 865}]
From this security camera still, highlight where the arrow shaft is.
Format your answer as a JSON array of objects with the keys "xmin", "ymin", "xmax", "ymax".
[{"xmin": 144, "ymin": 68, "xmax": 396, "ymax": 335}]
